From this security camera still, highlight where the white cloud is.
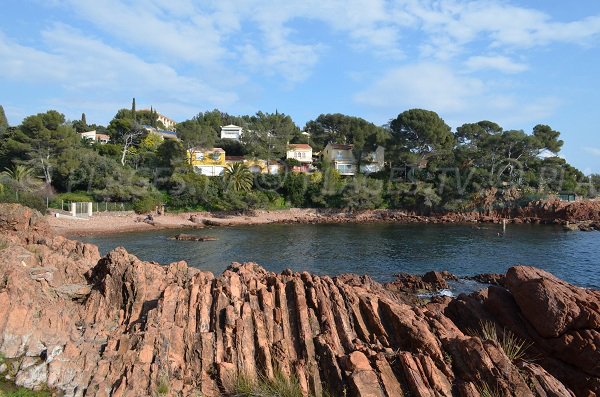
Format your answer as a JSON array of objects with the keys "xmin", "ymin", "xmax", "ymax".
[
  {"xmin": 0, "ymin": 25, "xmax": 238, "ymax": 122},
  {"xmin": 584, "ymin": 147, "xmax": 600, "ymax": 157},
  {"xmin": 465, "ymin": 55, "xmax": 528, "ymax": 74},
  {"xmin": 353, "ymin": 62, "xmax": 561, "ymax": 128},
  {"xmin": 354, "ymin": 63, "xmax": 485, "ymax": 114}
]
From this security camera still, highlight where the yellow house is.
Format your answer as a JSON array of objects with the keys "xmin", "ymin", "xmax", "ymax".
[{"xmin": 188, "ymin": 148, "xmax": 226, "ymax": 176}]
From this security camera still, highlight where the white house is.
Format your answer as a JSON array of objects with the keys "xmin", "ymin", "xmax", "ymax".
[
  {"xmin": 286, "ymin": 144, "xmax": 313, "ymax": 163},
  {"xmin": 80, "ymin": 130, "xmax": 110, "ymax": 144},
  {"xmin": 220, "ymin": 124, "xmax": 243, "ymax": 140},
  {"xmin": 156, "ymin": 112, "xmax": 176, "ymax": 131},
  {"xmin": 360, "ymin": 146, "xmax": 385, "ymax": 174}
]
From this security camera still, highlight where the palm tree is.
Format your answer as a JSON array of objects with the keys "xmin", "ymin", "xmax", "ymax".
[
  {"xmin": 224, "ymin": 163, "xmax": 254, "ymax": 192},
  {"xmin": 1, "ymin": 165, "xmax": 37, "ymax": 201}
]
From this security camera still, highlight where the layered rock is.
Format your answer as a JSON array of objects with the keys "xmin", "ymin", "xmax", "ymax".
[{"xmin": 0, "ymin": 204, "xmax": 598, "ymax": 396}]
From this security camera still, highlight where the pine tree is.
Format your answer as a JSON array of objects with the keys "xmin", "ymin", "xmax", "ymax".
[{"xmin": 0, "ymin": 105, "xmax": 8, "ymax": 133}]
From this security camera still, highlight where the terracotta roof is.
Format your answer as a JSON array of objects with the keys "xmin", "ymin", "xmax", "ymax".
[
  {"xmin": 329, "ymin": 143, "xmax": 353, "ymax": 150},
  {"xmin": 289, "ymin": 143, "xmax": 312, "ymax": 149},
  {"xmin": 225, "ymin": 156, "xmax": 244, "ymax": 161}
]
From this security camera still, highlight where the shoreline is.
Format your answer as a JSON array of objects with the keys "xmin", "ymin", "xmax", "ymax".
[
  {"xmin": 2, "ymin": 203, "xmax": 598, "ymax": 396},
  {"xmin": 47, "ymin": 202, "xmax": 600, "ymax": 236}
]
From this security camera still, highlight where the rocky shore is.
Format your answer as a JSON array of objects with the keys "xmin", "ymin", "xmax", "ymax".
[
  {"xmin": 48, "ymin": 199, "xmax": 600, "ymax": 236},
  {"xmin": 1, "ymin": 204, "xmax": 599, "ymax": 396}
]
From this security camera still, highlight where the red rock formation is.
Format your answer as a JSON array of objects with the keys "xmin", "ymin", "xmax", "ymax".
[{"xmin": 0, "ymin": 204, "xmax": 597, "ymax": 396}]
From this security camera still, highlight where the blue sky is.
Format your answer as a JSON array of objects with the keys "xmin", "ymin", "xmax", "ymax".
[{"xmin": 1, "ymin": 0, "xmax": 600, "ymax": 173}]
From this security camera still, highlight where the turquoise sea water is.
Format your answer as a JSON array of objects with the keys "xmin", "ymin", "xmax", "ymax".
[{"xmin": 81, "ymin": 223, "xmax": 600, "ymax": 289}]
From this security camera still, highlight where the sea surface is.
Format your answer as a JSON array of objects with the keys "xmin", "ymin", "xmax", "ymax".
[{"xmin": 81, "ymin": 223, "xmax": 600, "ymax": 289}]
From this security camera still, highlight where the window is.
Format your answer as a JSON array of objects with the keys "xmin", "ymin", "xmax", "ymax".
[{"xmin": 195, "ymin": 152, "xmax": 205, "ymax": 161}]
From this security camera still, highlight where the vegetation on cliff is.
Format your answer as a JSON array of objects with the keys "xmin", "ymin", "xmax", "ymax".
[{"xmin": 0, "ymin": 105, "xmax": 598, "ymax": 214}]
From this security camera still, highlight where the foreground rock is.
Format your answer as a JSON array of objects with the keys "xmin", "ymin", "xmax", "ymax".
[{"xmin": 1, "ymin": 204, "xmax": 598, "ymax": 396}]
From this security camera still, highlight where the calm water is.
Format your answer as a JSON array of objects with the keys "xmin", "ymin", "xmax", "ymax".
[{"xmin": 81, "ymin": 223, "xmax": 600, "ymax": 289}]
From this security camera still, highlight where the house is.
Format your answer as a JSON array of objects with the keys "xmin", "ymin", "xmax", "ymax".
[
  {"xmin": 156, "ymin": 113, "xmax": 176, "ymax": 131},
  {"xmin": 220, "ymin": 124, "xmax": 243, "ymax": 140},
  {"xmin": 287, "ymin": 143, "xmax": 313, "ymax": 173},
  {"xmin": 322, "ymin": 143, "xmax": 357, "ymax": 176},
  {"xmin": 80, "ymin": 130, "xmax": 110, "ymax": 144},
  {"xmin": 224, "ymin": 156, "xmax": 282, "ymax": 174},
  {"xmin": 287, "ymin": 144, "xmax": 313, "ymax": 163},
  {"xmin": 360, "ymin": 146, "xmax": 385, "ymax": 174},
  {"xmin": 188, "ymin": 148, "xmax": 226, "ymax": 177},
  {"xmin": 142, "ymin": 126, "xmax": 179, "ymax": 140},
  {"xmin": 225, "ymin": 156, "xmax": 267, "ymax": 174}
]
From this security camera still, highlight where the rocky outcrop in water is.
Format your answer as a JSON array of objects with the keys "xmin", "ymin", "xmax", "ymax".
[{"xmin": 0, "ymin": 204, "xmax": 598, "ymax": 396}]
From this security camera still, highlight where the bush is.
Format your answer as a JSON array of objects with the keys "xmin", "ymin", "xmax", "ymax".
[
  {"xmin": 132, "ymin": 194, "xmax": 161, "ymax": 214},
  {"xmin": 168, "ymin": 172, "xmax": 219, "ymax": 210},
  {"xmin": 283, "ymin": 173, "xmax": 308, "ymax": 207},
  {"xmin": 341, "ymin": 175, "xmax": 383, "ymax": 210},
  {"xmin": 51, "ymin": 191, "xmax": 94, "ymax": 207},
  {"xmin": 0, "ymin": 188, "xmax": 47, "ymax": 213}
]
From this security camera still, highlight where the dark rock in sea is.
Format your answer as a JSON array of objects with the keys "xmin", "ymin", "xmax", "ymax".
[
  {"xmin": 390, "ymin": 270, "xmax": 457, "ymax": 292},
  {"xmin": 465, "ymin": 273, "xmax": 506, "ymax": 287},
  {"xmin": 170, "ymin": 233, "xmax": 218, "ymax": 241},
  {"xmin": 0, "ymin": 203, "xmax": 598, "ymax": 396}
]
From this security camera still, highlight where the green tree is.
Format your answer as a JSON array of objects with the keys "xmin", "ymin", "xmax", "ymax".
[
  {"xmin": 176, "ymin": 120, "xmax": 216, "ymax": 164},
  {"xmin": 224, "ymin": 163, "xmax": 254, "ymax": 192},
  {"xmin": 5, "ymin": 110, "xmax": 81, "ymax": 185},
  {"xmin": 0, "ymin": 105, "xmax": 8, "ymax": 134},
  {"xmin": 283, "ymin": 173, "xmax": 308, "ymax": 207},
  {"xmin": 157, "ymin": 139, "xmax": 186, "ymax": 169},
  {"xmin": 304, "ymin": 113, "xmax": 388, "ymax": 152},
  {"xmin": 532, "ymin": 124, "xmax": 563, "ymax": 154},
  {"xmin": 389, "ymin": 109, "xmax": 454, "ymax": 166},
  {"xmin": 243, "ymin": 111, "xmax": 300, "ymax": 160}
]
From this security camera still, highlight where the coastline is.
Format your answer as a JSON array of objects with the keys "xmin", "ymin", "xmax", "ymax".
[
  {"xmin": 47, "ymin": 199, "xmax": 600, "ymax": 236},
  {"xmin": 2, "ymin": 203, "xmax": 599, "ymax": 396}
]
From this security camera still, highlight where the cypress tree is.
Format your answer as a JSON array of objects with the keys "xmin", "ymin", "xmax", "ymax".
[
  {"xmin": 0, "ymin": 105, "xmax": 8, "ymax": 133},
  {"xmin": 132, "ymin": 98, "xmax": 136, "ymax": 121},
  {"xmin": 81, "ymin": 112, "xmax": 87, "ymax": 129}
]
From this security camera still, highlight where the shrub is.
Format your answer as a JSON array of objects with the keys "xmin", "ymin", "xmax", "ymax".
[
  {"xmin": 0, "ymin": 188, "xmax": 47, "ymax": 213},
  {"xmin": 341, "ymin": 175, "xmax": 383, "ymax": 210},
  {"xmin": 132, "ymin": 194, "xmax": 161, "ymax": 214},
  {"xmin": 51, "ymin": 192, "xmax": 94, "ymax": 208}
]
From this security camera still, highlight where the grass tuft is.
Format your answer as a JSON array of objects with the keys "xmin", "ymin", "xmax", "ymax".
[
  {"xmin": 232, "ymin": 369, "xmax": 306, "ymax": 397},
  {"xmin": 475, "ymin": 381, "xmax": 502, "ymax": 397},
  {"xmin": 468, "ymin": 320, "xmax": 532, "ymax": 362}
]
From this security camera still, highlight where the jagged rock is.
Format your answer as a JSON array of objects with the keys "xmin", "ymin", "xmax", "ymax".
[
  {"xmin": 465, "ymin": 273, "xmax": 506, "ymax": 287},
  {"xmin": 0, "ymin": 204, "xmax": 598, "ymax": 396}
]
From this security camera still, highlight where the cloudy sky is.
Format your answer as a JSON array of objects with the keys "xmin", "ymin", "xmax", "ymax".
[{"xmin": 1, "ymin": 0, "xmax": 600, "ymax": 172}]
